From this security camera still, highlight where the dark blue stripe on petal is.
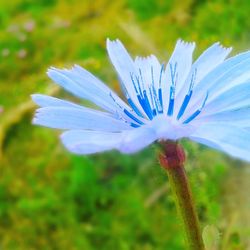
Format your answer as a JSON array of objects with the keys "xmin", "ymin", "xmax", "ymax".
[
  {"xmin": 182, "ymin": 91, "xmax": 209, "ymax": 124},
  {"xmin": 159, "ymin": 64, "xmax": 165, "ymax": 88},
  {"xmin": 167, "ymin": 98, "xmax": 174, "ymax": 116},
  {"xmin": 130, "ymin": 123, "xmax": 140, "ymax": 128},
  {"xmin": 124, "ymin": 109, "xmax": 144, "ymax": 125},
  {"xmin": 177, "ymin": 91, "xmax": 193, "ymax": 120},
  {"xmin": 137, "ymin": 93, "xmax": 153, "ymax": 120},
  {"xmin": 183, "ymin": 110, "xmax": 201, "ymax": 124},
  {"xmin": 127, "ymin": 98, "xmax": 143, "ymax": 117},
  {"xmin": 143, "ymin": 91, "xmax": 154, "ymax": 120},
  {"xmin": 158, "ymin": 88, "xmax": 163, "ymax": 108}
]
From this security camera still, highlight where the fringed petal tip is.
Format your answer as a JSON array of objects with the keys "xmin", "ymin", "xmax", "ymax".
[
  {"xmin": 31, "ymin": 94, "xmax": 40, "ymax": 104},
  {"xmin": 31, "ymin": 108, "xmax": 46, "ymax": 125},
  {"xmin": 46, "ymin": 66, "xmax": 57, "ymax": 74},
  {"xmin": 47, "ymin": 64, "xmax": 96, "ymax": 79},
  {"xmin": 31, "ymin": 117, "xmax": 38, "ymax": 125},
  {"xmin": 106, "ymin": 37, "xmax": 121, "ymax": 45},
  {"xmin": 176, "ymin": 39, "xmax": 196, "ymax": 50},
  {"xmin": 217, "ymin": 42, "xmax": 233, "ymax": 54},
  {"xmin": 47, "ymin": 67, "xmax": 71, "ymax": 78}
]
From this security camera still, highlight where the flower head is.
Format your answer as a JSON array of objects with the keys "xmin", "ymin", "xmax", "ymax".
[{"xmin": 32, "ymin": 39, "xmax": 250, "ymax": 161}]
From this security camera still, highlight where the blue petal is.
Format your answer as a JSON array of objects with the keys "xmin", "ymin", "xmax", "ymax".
[
  {"xmin": 201, "ymin": 82, "xmax": 250, "ymax": 115},
  {"xmin": 68, "ymin": 65, "xmax": 130, "ymax": 111},
  {"xmin": 193, "ymin": 107, "xmax": 250, "ymax": 127},
  {"xmin": 194, "ymin": 50, "xmax": 250, "ymax": 95},
  {"xmin": 60, "ymin": 127, "xmax": 157, "ymax": 154},
  {"xmin": 119, "ymin": 127, "xmax": 157, "ymax": 153},
  {"xmin": 175, "ymin": 42, "xmax": 231, "ymax": 116},
  {"xmin": 186, "ymin": 51, "xmax": 250, "ymax": 113},
  {"xmin": 33, "ymin": 107, "xmax": 131, "ymax": 131},
  {"xmin": 32, "ymin": 93, "xmax": 145, "ymax": 126},
  {"xmin": 134, "ymin": 55, "xmax": 161, "ymax": 90},
  {"xmin": 165, "ymin": 40, "xmax": 195, "ymax": 114},
  {"xmin": 61, "ymin": 130, "xmax": 122, "ymax": 154},
  {"xmin": 190, "ymin": 124, "xmax": 250, "ymax": 162},
  {"xmin": 106, "ymin": 39, "xmax": 146, "ymax": 116},
  {"xmin": 204, "ymin": 58, "xmax": 250, "ymax": 100},
  {"xmin": 47, "ymin": 66, "xmax": 129, "ymax": 114},
  {"xmin": 134, "ymin": 55, "xmax": 162, "ymax": 112},
  {"xmin": 166, "ymin": 40, "xmax": 195, "ymax": 95},
  {"xmin": 31, "ymin": 94, "xmax": 83, "ymax": 109},
  {"xmin": 189, "ymin": 42, "xmax": 232, "ymax": 84}
]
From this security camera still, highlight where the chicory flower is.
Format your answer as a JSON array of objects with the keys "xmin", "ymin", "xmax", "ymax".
[{"xmin": 32, "ymin": 39, "xmax": 250, "ymax": 161}]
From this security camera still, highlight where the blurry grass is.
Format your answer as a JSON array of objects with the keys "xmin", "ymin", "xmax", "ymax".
[{"xmin": 0, "ymin": 0, "xmax": 250, "ymax": 249}]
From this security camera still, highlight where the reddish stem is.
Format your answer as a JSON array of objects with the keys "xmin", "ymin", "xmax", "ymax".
[{"xmin": 159, "ymin": 141, "xmax": 204, "ymax": 250}]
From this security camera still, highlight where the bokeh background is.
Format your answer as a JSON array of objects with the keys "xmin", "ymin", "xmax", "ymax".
[{"xmin": 0, "ymin": 0, "xmax": 250, "ymax": 249}]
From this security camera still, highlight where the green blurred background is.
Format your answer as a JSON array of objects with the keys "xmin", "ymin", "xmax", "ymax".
[{"xmin": 0, "ymin": 0, "xmax": 250, "ymax": 249}]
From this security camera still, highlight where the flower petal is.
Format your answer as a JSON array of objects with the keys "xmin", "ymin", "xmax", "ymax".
[
  {"xmin": 68, "ymin": 65, "xmax": 131, "ymax": 111},
  {"xmin": 193, "ymin": 107, "xmax": 250, "ymax": 127},
  {"xmin": 190, "ymin": 42, "xmax": 232, "ymax": 83},
  {"xmin": 61, "ymin": 130, "xmax": 122, "ymax": 154},
  {"xmin": 106, "ymin": 39, "xmax": 147, "ymax": 116},
  {"xmin": 119, "ymin": 127, "xmax": 157, "ymax": 153},
  {"xmin": 47, "ymin": 66, "xmax": 129, "ymax": 114},
  {"xmin": 175, "ymin": 42, "xmax": 232, "ymax": 116},
  {"xmin": 194, "ymin": 50, "xmax": 250, "ymax": 95},
  {"xmin": 61, "ymin": 127, "xmax": 157, "ymax": 154},
  {"xmin": 165, "ymin": 40, "xmax": 195, "ymax": 114},
  {"xmin": 201, "ymin": 82, "xmax": 250, "ymax": 115},
  {"xmin": 134, "ymin": 55, "xmax": 161, "ymax": 89},
  {"xmin": 185, "ymin": 51, "xmax": 250, "ymax": 115},
  {"xmin": 190, "ymin": 124, "xmax": 250, "ymax": 161},
  {"xmin": 31, "ymin": 94, "xmax": 83, "ymax": 109},
  {"xmin": 33, "ymin": 107, "xmax": 131, "ymax": 131},
  {"xmin": 134, "ymin": 55, "xmax": 162, "ymax": 112},
  {"xmin": 166, "ymin": 40, "xmax": 195, "ymax": 94}
]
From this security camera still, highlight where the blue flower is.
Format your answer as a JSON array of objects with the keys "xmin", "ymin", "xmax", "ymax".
[{"xmin": 32, "ymin": 39, "xmax": 250, "ymax": 161}]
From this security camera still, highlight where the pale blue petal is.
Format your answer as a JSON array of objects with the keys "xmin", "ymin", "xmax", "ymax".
[
  {"xmin": 204, "ymin": 58, "xmax": 250, "ymax": 100},
  {"xmin": 201, "ymin": 82, "xmax": 250, "ymax": 115},
  {"xmin": 33, "ymin": 107, "xmax": 131, "ymax": 131},
  {"xmin": 175, "ymin": 42, "xmax": 232, "ymax": 115},
  {"xmin": 190, "ymin": 124, "xmax": 250, "ymax": 161},
  {"xmin": 193, "ymin": 107, "xmax": 250, "ymax": 127},
  {"xmin": 61, "ymin": 127, "xmax": 157, "ymax": 154},
  {"xmin": 167, "ymin": 40, "xmax": 195, "ymax": 93},
  {"xmin": 165, "ymin": 40, "xmax": 195, "ymax": 114},
  {"xmin": 194, "ymin": 50, "xmax": 250, "ymax": 95},
  {"xmin": 31, "ymin": 94, "xmax": 83, "ymax": 109},
  {"xmin": 61, "ymin": 130, "xmax": 122, "ymax": 154},
  {"xmin": 186, "ymin": 51, "xmax": 250, "ymax": 114},
  {"xmin": 64, "ymin": 65, "xmax": 131, "ymax": 111},
  {"xmin": 134, "ymin": 55, "xmax": 162, "ymax": 112},
  {"xmin": 106, "ymin": 39, "xmax": 146, "ymax": 116},
  {"xmin": 31, "ymin": 94, "xmax": 144, "ymax": 126},
  {"xmin": 119, "ymin": 127, "xmax": 157, "ymax": 153},
  {"xmin": 47, "ymin": 66, "xmax": 129, "ymax": 114},
  {"xmin": 190, "ymin": 42, "xmax": 232, "ymax": 83}
]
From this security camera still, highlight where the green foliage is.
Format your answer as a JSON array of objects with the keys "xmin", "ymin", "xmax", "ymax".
[
  {"xmin": 127, "ymin": 0, "xmax": 174, "ymax": 20},
  {"xmin": 0, "ymin": 0, "xmax": 250, "ymax": 249}
]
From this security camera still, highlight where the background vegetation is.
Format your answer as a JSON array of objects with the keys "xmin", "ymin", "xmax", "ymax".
[{"xmin": 0, "ymin": 0, "xmax": 250, "ymax": 249}]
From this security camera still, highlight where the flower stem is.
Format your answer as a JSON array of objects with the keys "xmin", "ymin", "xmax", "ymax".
[{"xmin": 159, "ymin": 141, "xmax": 204, "ymax": 250}]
